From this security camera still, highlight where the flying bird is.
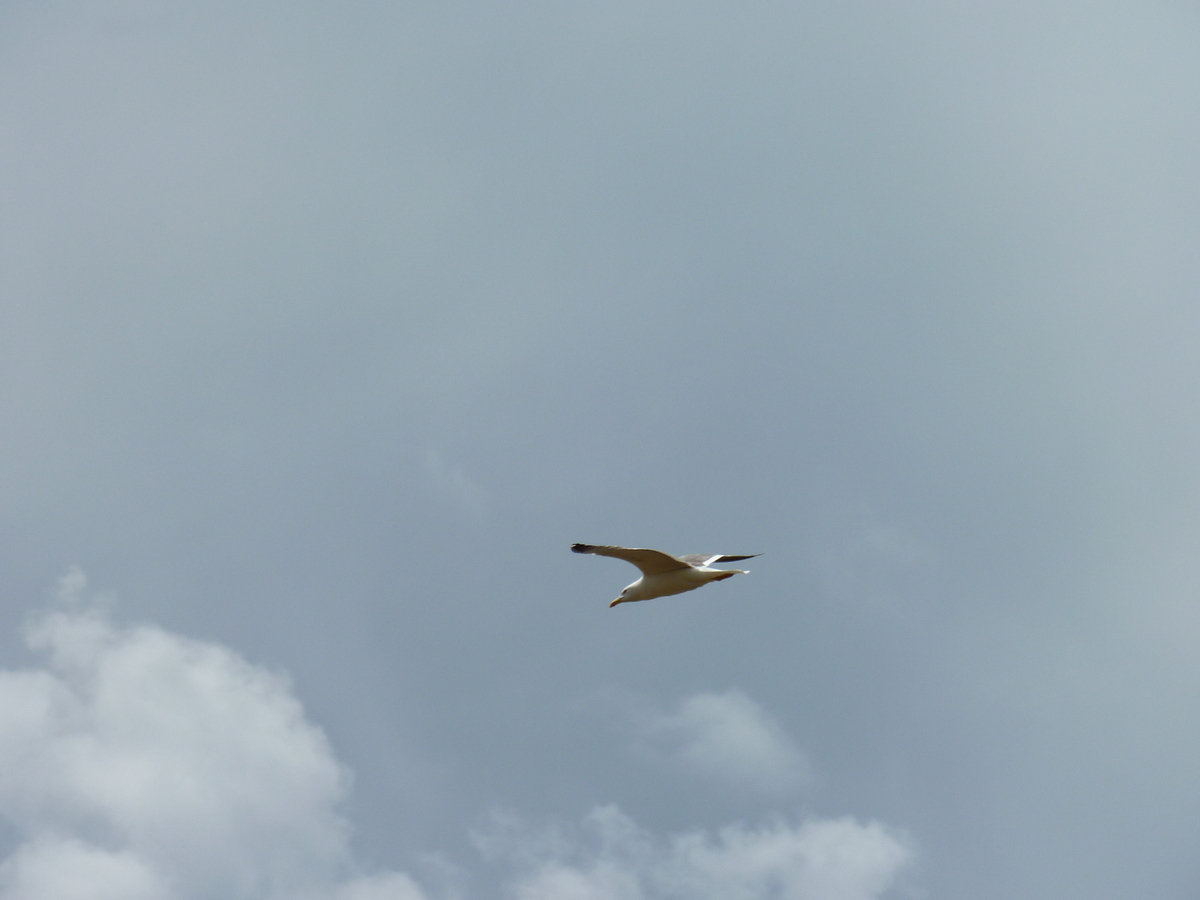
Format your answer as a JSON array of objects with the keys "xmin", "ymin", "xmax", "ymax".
[{"xmin": 571, "ymin": 543, "xmax": 760, "ymax": 607}]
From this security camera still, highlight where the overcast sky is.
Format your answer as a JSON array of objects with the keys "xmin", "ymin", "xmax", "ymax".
[{"xmin": 3, "ymin": 2, "xmax": 1200, "ymax": 898}]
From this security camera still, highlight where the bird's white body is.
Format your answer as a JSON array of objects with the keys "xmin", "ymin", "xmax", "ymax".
[
  {"xmin": 618, "ymin": 565, "xmax": 742, "ymax": 604},
  {"xmin": 571, "ymin": 544, "xmax": 758, "ymax": 607}
]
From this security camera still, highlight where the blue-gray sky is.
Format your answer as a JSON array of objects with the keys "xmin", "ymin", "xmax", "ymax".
[{"xmin": 3, "ymin": 2, "xmax": 1200, "ymax": 898}]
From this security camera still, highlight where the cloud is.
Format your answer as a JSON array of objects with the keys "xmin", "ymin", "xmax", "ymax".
[
  {"xmin": 0, "ymin": 572, "xmax": 427, "ymax": 900},
  {"xmin": 633, "ymin": 690, "xmax": 808, "ymax": 795},
  {"xmin": 53, "ymin": 566, "xmax": 89, "ymax": 608},
  {"xmin": 0, "ymin": 837, "xmax": 168, "ymax": 900},
  {"xmin": 476, "ymin": 805, "xmax": 912, "ymax": 900},
  {"xmin": 0, "ymin": 577, "xmax": 913, "ymax": 900},
  {"xmin": 332, "ymin": 874, "xmax": 429, "ymax": 900}
]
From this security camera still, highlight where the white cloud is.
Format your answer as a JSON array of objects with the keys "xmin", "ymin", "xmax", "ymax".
[
  {"xmin": 477, "ymin": 805, "xmax": 912, "ymax": 900},
  {"xmin": 0, "ymin": 574, "xmax": 427, "ymax": 900},
  {"xmin": 0, "ymin": 577, "xmax": 914, "ymax": 900},
  {"xmin": 634, "ymin": 690, "xmax": 808, "ymax": 795},
  {"xmin": 0, "ymin": 837, "xmax": 168, "ymax": 900},
  {"xmin": 53, "ymin": 565, "xmax": 89, "ymax": 608}
]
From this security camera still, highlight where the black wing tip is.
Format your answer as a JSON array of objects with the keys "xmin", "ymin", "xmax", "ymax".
[
  {"xmin": 571, "ymin": 543, "xmax": 595, "ymax": 554},
  {"xmin": 718, "ymin": 553, "xmax": 762, "ymax": 562}
]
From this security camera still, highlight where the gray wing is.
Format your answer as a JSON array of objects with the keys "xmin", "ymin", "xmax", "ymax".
[
  {"xmin": 571, "ymin": 544, "xmax": 690, "ymax": 575},
  {"xmin": 678, "ymin": 553, "xmax": 762, "ymax": 567}
]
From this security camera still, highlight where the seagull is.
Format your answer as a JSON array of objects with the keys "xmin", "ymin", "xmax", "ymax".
[{"xmin": 571, "ymin": 543, "xmax": 760, "ymax": 607}]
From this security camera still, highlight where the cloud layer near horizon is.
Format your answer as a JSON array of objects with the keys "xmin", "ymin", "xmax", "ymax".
[{"xmin": 0, "ymin": 578, "xmax": 909, "ymax": 900}]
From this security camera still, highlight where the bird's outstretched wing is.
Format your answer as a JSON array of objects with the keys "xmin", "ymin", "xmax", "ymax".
[
  {"xmin": 678, "ymin": 553, "xmax": 761, "ymax": 567},
  {"xmin": 571, "ymin": 544, "xmax": 689, "ymax": 575}
]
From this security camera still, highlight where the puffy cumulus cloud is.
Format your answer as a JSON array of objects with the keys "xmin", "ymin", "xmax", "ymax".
[
  {"xmin": 476, "ymin": 805, "xmax": 911, "ymax": 900},
  {"xmin": 0, "ymin": 837, "xmax": 168, "ymax": 900},
  {"xmin": 0, "ymin": 572, "xmax": 426, "ymax": 900},
  {"xmin": 634, "ymin": 690, "xmax": 808, "ymax": 796}
]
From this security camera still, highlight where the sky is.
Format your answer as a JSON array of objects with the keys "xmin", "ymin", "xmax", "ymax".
[{"xmin": 2, "ymin": 1, "xmax": 1200, "ymax": 897}]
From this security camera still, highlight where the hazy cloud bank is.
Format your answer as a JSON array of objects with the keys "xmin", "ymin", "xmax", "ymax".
[{"xmin": 0, "ymin": 575, "xmax": 909, "ymax": 900}]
